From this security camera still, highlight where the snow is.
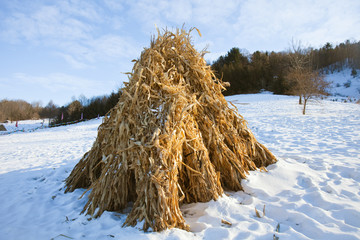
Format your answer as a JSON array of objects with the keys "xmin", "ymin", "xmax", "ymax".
[
  {"xmin": 1, "ymin": 94, "xmax": 360, "ymax": 239},
  {"xmin": 325, "ymin": 67, "xmax": 360, "ymax": 100},
  {"xmin": 1, "ymin": 119, "xmax": 49, "ymax": 134}
]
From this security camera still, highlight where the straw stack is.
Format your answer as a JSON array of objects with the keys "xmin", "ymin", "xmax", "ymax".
[{"xmin": 65, "ymin": 28, "xmax": 277, "ymax": 231}]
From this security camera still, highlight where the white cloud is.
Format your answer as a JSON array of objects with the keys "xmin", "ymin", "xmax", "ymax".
[
  {"xmin": 58, "ymin": 0, "xmax": 102, "ymax": 22},
  {"xmin": 50, "ymin": 34, "xmax": 140, "ymax": 68},
  {"xmin": 0, "ymin": 1, "xmax": 139, "ymax": 69},
  {"xmin": 89, "ymin": 35, "xmax": 140, "ymax": 60},
  {"xmin": 55, "ymin": 53, "xmax": 89, "ymax": 69},
  {"xmin": 13, "ymin": 72, "xmax": 103, "ymax": 93},
  {"xmin": 163, "ymin": 0, "xmax": 193, "ymax": 24},
  {"xmin": 192, "ymin": 0, "xmax": 240, "ymax": 26},
  {"xmin": 233, "ymin": 0, "xmax": 360, "ymax": 52},
  {"xmin": 102, "ymin": 0, "xmax": 124, "ymax": 11},
  {"xmin": 2, "ymin": 0, "xmax": 359, "ymax": 53},
  {"xmin": 2, "ymin": 5, "xmax": 92, "ymax": 43}
]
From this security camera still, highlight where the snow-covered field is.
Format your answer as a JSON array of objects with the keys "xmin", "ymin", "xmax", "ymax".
[{"xmin": 0, "ymin": 93, "xmax": 359, "ymax": 240}]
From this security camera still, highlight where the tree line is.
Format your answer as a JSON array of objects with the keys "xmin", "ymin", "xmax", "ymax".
[
  {"xmin": 52, "ymin": 91, "xmax": 120, "ymax": 125},
  {"xmin": 211, "ymin": 39, "xmax": 360, "ymax": 96},
  {"xmin": 0, "ymin": 99, "xmax": 43, "ymax": 122},
  {"xmin": 0, "ymin": 91, "xmax": 121, "ymax": 123}
]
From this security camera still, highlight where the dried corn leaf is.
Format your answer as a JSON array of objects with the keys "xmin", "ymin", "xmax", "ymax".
[{"xmin": 221, "ymin": 219, "xmax": 232, "ymax": 226}]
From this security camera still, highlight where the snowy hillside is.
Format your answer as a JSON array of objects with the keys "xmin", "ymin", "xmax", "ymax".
[
  {"xmin": 0, "ymin": 94, "xmax": 359, "ymax": 240},
  {"xmin": 325, "ymin": 67, "xmax": 360, "ymax": 100}
]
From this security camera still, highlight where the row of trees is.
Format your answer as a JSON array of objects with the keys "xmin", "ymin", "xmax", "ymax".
[
  {"xmin": 313, "ymin": 40, "xmax": 360, "ymax": 72},
  {"xmin": 0, "ymin": 91, "xmax": 121, "ymax": 123},
  {"xmin": 212, "ymin": 48, "xmax": 289, "ymax": 95},
  {"xmin": 52, "ymin": 91, "xmax": 120, "ymax": 125},
  {"xmin": 0, "ymin": 100, "xmax": 58, "ymax": 122},
  {"xmin": 211, "ymin": 39, "xmax": 359, "ymax": 96},
  {"xmin": 0, "ymin": 100, "xmax": 41, "ymax": 122}
]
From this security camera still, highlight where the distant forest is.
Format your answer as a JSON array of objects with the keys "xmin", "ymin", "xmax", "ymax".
[
  {"xmin": 1, "ymin": 39, "xmax": 359, "ymax": 122},
  {"xmin": 212, "ymin": 40, "xmax": 360, "ymax": 95},
  {"xmin": 0, "ymin": 92, "xmax": 120, "ymax": 123}
]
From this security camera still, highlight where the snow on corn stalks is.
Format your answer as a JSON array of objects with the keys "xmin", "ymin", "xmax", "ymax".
[{"xmin": 65, "ymin": 28, "xmax": 277, "ymax": 231}]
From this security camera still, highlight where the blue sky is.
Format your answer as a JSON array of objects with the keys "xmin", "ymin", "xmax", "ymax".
[{"xmin": 1, "ymin": 0, "xmax": 359, "ymax": 106}]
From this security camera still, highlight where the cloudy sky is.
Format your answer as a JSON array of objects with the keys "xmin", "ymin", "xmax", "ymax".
[{"xmin": 1, "ymin": 0, "xmax": 359, "ymax": 106}]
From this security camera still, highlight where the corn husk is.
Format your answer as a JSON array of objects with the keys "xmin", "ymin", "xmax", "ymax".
[{"xmin": 65, "ymin": 28, "xmax": 277, "ymax": 231}]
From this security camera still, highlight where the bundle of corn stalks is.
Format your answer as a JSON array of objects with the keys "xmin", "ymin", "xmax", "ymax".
[{"xmin": 65, "ymin": 28, "xmax": 276, "ymax": 231}]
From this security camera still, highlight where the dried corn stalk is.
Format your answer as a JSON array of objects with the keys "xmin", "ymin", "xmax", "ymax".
[{"xmin": 65, "ymin": 27, "xmax": 277, "ymax": 232}]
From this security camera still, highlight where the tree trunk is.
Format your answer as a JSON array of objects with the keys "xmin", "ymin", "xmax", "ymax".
[
  {"xmin": 299, "ymin": 95, "xmax": 302, "ymax": 105},
  {"xmin": 303, "ymin": 98, "xmax": 308, "ymax": 115}
]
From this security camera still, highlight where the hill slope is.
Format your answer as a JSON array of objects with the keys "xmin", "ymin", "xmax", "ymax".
[{"xmin": 325, "ymin": 67, "xmax": 360, "ymax": 99}]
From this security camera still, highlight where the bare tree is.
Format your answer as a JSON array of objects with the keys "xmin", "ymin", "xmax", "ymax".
[
  {"xmin": 39, "ymin": 100, "xmax": 59, "ymax": 119},
  {"xmin": 288, "ymin": 69, "xmax": 329, "ymax": 114},
  {"xmin": 286, "ymin": 40, "xmax": 330, "ymax": 114},
  {"xmin": 67, "ymin": 100, "xmax": 83, "ymax": 120}
]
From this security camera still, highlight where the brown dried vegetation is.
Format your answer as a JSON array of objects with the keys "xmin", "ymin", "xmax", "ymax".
[{"xmin": 65, "ymin": 28, "xmax": 276, "ymax": 231}]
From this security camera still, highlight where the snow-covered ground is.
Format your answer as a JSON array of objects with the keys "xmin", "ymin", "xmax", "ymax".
[{"xmin": 0, "ymin": 94, "xmax": 359, "ymax": 240}]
